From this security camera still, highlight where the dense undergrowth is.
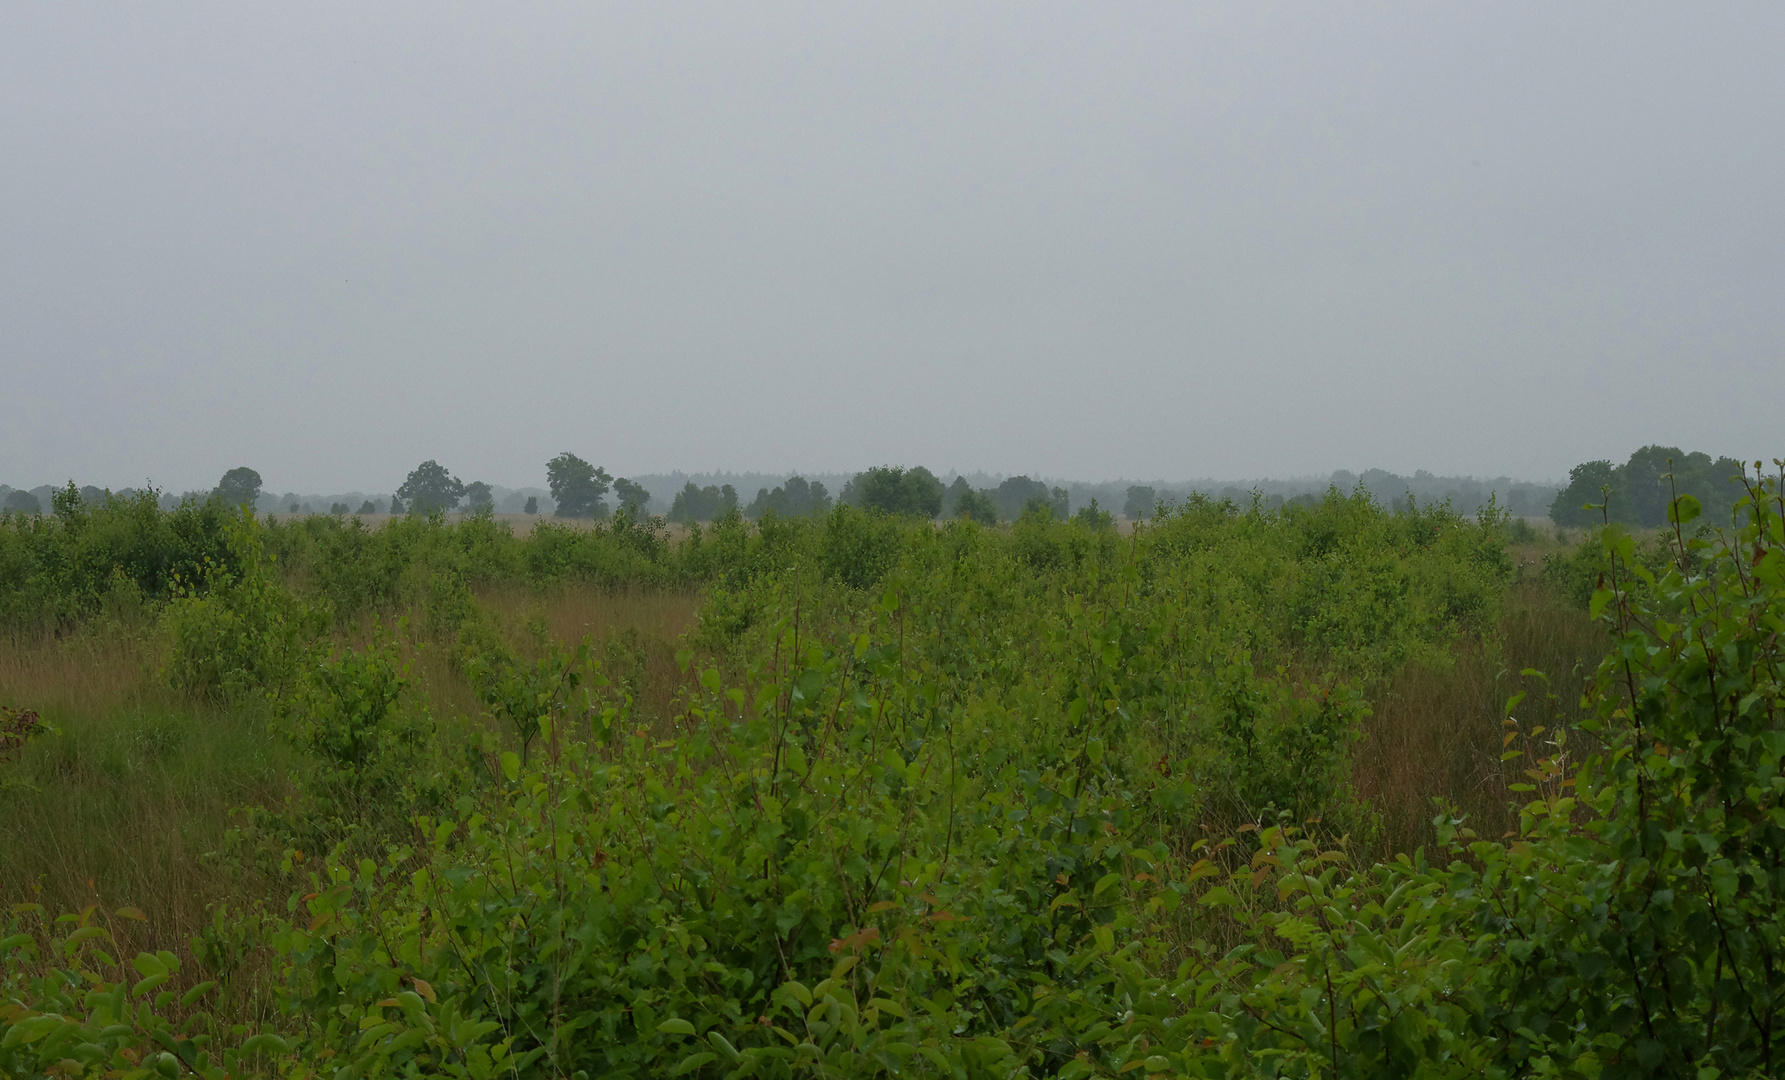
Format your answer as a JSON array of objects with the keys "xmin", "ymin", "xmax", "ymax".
[{"xmin": 3, "ymin": 472, "xmax": 1780, "ymax": 1076}]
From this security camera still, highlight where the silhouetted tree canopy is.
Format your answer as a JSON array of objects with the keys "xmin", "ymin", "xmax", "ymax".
[
  {"xmin": 745, "ymin": 476, "xmax": 831, "ymax": 519},
  {"xmin": 613, "ymin": 478, "xmax": 652, "ymax": 516},
  {"xmin": 1123, "ymin": 485, "xmax": 1156, "ymax": 521},
  {"xmin": 396, "ymin": 460, "xmax": 466, "ymax": 514},
  {"xmin": 464, "ymin": 481, "xmax": 493, "ymax": 511},
  {"xmin": 214, "ymin": 467, "xmax": 263, "ymax": 509},
  {"xmin": 668, "ymin": 483, "xmax": 738, "ymax": 523},
  {"xmin": 1551, "ymin": 446, "xmax": 1747, "ymax": 528},
  {"xmin": 992, "ymin": 476, "xmax": 1066, "ymax": 521},
  {"xmin": 547, "ymin": 452, "xmax": 612, "ymax": 519},
  {"xmin": 843, "ymin": 466, "xmax": 943, "ymax": 518}
]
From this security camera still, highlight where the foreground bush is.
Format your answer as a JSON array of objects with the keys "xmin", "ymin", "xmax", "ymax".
[{"xmin": 253, "ymin": 468, "xmax": 1782, "ymax": 1077}]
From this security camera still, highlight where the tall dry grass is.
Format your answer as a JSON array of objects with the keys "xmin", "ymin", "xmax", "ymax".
[
  {"xmin": 1353, "ymin": 583, "xmax": 1608, "ymax": 854},
  {"xmin": 0, "ymin": 587, "xmax": 701, "ymax": 947}
]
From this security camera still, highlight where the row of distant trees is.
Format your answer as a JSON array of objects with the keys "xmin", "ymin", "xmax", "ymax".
[{"xmin": 10, "ymin": 445, "xmax": 1761, "ymax": 529}]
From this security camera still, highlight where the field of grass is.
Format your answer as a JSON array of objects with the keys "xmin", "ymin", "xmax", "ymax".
[{"xmin": 3, "ymin": 478, "xmax": 1779, "ymax": 1077}]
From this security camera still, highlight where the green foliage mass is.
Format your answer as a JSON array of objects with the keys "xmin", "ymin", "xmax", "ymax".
[
  {"xmin": 7, "ymin": 468, "xmax": 1785, "ymax": 1076},
  {"xmin": 1551, "ymin": 445, "xmax": 1747, "ymax": 528},
  {"xmin": 0, "ymin": 485, "xmax": 242, "ymax": 631},
  {"xmin": 747, "ymin": 477, "xmax": 832, "ymax": 520},
  {"xmin": 397, "ymin": 460, "xmax": 467, "ymax": 515},
  {"xmin": 671, "ymin": 483, "xmax": 741, "ymax": 524},
  {"xmin": 844, "ymin": 467, "xmax": 945, "ymax": 519},
  {"xmin": 548, "ymin": 453, "xmax": 613, "ymax": 519}
]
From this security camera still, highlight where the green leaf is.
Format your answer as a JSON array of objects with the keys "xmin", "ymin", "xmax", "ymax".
[
  {"xmin": 658, "ymin": 1019, "xmax": 697, "ymax": 1037},
  {"xmin": 499, "ymin": 751, "xmax": 520, "ymax": 782},
  {"xmin": 1589, "ymin": 589, "xmax": 1614, "ymax": 622},
  {"xmin": 1668, "ymin": 493, "xmax": 1702, "ymax": 524},
  {"xmin": 672, "ymin": 1052, "xmax": 717, "ymax": 1075},
  {"xmin": 707, "ymin": 1032, "xmax": 742, "ymax": 1063}
]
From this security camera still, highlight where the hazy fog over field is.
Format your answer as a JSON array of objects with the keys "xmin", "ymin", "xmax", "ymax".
[{"xmin": 4, "ymin": 4, "xmax": 1781, "ymax": 493}]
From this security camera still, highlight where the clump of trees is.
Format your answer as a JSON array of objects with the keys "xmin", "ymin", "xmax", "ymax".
[
  {"xmin": 463, "ymin": 481, "xmax": 493, "ymax": 511},
  {"xmin": 744, "ymin": 476, "xmax": 831, "ymax": 519},
  {"xmin": 1551, "ymin": 445, "xmax": 1748, "ymax": 527},
  {"xmin": 841, "ymin": 466, "xmax": 944, "ymax": 517},
  {"xmin": 613, "ymin": 478, "xmax": 651, "ymax": 516},
  {"xmin": 668, "ymin": 483, "xmax": 738, "ymax": 523}
]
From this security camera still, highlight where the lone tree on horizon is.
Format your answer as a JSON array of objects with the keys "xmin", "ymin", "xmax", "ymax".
[
  {"xmin": 396, "ymin": 460, "xmax": 466, "ymax": 514},
  {"xmin": 546, "ymin": 452, "xmax": 611, "ymax": 519},
  {"xmin": 214, "ymin": 466, "xmax": 262, "ymax": 509}
]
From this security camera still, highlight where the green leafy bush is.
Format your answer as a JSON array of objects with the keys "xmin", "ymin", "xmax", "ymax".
[{"xmin": 160, "ymin": 524, "xmax": 322, "ymax": 703}]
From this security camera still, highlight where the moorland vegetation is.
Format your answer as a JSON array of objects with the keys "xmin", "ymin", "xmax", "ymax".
[{"xmin": 0, "ymin": 458, "xmax": 1781, "ymax": 1077}]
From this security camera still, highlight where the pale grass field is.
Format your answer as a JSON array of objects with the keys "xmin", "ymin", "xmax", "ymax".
[{"xmin": 0, "ymin": 586, "xmax": 701, "ymax": 955}]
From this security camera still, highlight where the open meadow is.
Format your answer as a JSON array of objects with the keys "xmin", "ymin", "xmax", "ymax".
[{"xmin": 3, "ymin": 477, "xmax": 1782, "ymax": 1077}]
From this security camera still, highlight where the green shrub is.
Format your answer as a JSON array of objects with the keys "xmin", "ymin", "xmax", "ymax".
[
  {"xmin": 281, "ymin": 630, "xmax": 436, "ymax": 820},
  {"xmin": 160, "ymin": 524, "xmax": 322, "ymax": 702},
  {"xmin": 818, "ymin": 506, "xmax": 903, "ymax": 590}
]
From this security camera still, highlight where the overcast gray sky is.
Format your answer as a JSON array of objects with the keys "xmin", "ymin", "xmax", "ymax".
[{"xmin": 4, "ymin": 3, "xmax": 1780, "ymax": 493}]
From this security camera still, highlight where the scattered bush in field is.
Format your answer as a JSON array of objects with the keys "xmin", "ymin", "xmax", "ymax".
[
  {"xmin": 818, "ymin": 504, "xmax": 904, "ymax": 589},
  {"xmin": 463, "ymin": 480, "xmax": 493, "ymax": 511},
  {"xmin": 0, "ymin": 706, "xmax": 44, "ymax": 765},
  {"xmin": 356, "ymin": 499, "xmax": 375, "ymax": 515},
  {"xmin": 161, "ymin": 523, "xmax": 323, "ymax": 702},
  {"xmin": 523, "ymin": 494, "xmax": 538, "ymax": 515},
  {"xmin": 280, "ymin": 629, "xmax": 436, "ymax": 821},
  {"xmin": 468, "ymin": 637, "xmax": 607, "ymax": 764}
]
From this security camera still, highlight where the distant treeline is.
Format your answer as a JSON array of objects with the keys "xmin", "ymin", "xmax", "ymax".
[
  {"xmin": 16, "ymin": 447, "xmax": 1756, "ymax": 527},
  {"xmin": 4, "ymin": 460, "xmax": 1567, "ymax": 524}
]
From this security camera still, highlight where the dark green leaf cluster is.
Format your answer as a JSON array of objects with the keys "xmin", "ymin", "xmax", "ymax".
[
  {"xmin": 397, "ymin": 460, "xmax": 468, "ymax": 515},
  {"xmin": 0, "ymin": 485, "xmax": 242, "ymax": 631},
  {"xmin": 1552, "ymin": 446, "xmax": 1747, "ymax": 528},
  {"xmin": 671, "ymin": 483, "xmax": 741, "ymax": 524},
  {"xmin": 746, "ymin": 477, "xmax": 832, "ymax": 520},
  {"xmin": 842, "ymin": 467, "xmax": 944, "ymax": 519}
]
